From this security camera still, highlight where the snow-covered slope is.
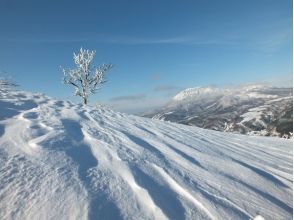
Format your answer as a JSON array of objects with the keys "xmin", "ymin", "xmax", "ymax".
[
  {"xmin": 0, "ymin": 89, "xmax": 292, "ymax": 220},
  {"xmin": 172, "ymin": 85, "xmax": 276, "ymax": 102},
  {"xmin": 172, "ymin": 87, "xmax": 223, "ymax": 101},
  {"xmin": 144, "ymin": 85, "xmax": 293, "ymax": 137}
]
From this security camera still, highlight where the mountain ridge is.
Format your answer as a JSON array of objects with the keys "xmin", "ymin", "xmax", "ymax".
[{"xmin": 144, "ymin": 85, "xmax": 293, "ymax": 138}]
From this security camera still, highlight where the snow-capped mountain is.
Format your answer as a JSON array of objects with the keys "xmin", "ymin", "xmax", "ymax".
[
  {"xmin": 144, "ymin": 85, "xmax": 293, "ymax": 137},
  {"xmin": 0, "ymin": 88, "xmax": 292, "ymax": 219}
]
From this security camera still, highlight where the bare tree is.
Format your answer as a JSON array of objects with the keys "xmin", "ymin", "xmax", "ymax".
[{"xmin": 62, "ymin": 48, "xmax": 113, "ymax": 105}]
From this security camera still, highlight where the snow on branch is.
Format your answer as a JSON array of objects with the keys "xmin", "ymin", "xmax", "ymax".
[
  {"xmin": 62, "ymin": 48, "xmax": 113, "ymax": 104},
  {"xmin": 0, "ymin": 74, "xmax": 18, "ymax": 90}
]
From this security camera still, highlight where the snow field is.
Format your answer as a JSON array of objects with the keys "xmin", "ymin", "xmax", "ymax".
[{"xmin": 0, "ymin": 89, "xmax": 292, "ymax": 220}]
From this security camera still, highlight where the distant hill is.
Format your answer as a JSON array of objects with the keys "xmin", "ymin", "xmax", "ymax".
[{"xmin": 143, "ymin": 85, "xmax": 293, "ymax": 138}]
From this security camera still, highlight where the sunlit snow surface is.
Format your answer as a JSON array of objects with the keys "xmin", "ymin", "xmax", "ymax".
[{"xmin": 0, "ymin": 89, "xmax": 292, "ymax": 220}]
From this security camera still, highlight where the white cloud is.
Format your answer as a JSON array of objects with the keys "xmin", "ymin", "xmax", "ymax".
[{"xmin": 106, "ymin": 96, "xmax": 169, "ymax": 114}]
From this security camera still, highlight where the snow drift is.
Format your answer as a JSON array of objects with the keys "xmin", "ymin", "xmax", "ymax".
[{"xmin": 0, "ymin": 89, "xmax": 292, "ymax": 220}]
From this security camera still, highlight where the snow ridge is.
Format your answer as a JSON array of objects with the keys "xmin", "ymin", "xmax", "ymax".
[{"xmin": 0, "ymin": 89, "xmax": 292, "ymax": 220}]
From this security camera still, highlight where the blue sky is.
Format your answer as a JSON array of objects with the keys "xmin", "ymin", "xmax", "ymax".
[{"xmin": 0, "ymin": 0, "xmax": 292, "ymax": 113}]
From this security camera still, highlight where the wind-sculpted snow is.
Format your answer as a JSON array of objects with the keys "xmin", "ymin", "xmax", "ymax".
[{"xmin": 0, "ymin": 89, "xmax": 292, "ymax": 220}]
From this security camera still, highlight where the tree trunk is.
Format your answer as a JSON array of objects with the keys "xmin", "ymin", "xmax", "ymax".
[{"xmin": 83, "ymin": 98, "xmax": 87, "ymax": 105}]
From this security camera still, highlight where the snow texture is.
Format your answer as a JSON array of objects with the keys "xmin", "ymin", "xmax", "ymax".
[{"xmin": 0, "ymin": 89, "xmax": 292, "ymax": 220}]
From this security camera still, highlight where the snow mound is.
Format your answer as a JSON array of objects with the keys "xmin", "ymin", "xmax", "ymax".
[{"xmin": 0, "ymin": 89, "xmax": 292, "ymax": 220}]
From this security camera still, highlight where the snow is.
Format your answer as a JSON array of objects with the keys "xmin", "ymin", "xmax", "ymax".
[
  {"xmin": 252, "ymin": 215, "xmax": 265, "ymax": 220},
  {"xmin": 245, "ymin": 92, "xmax": 278, "ymax": 99},
  {"xmin": 171, "ymin": 84, "xmax": 276, "ymax": 103},
  {"xmin": 0, "ymin": 89, "xmax": 292, "ymax": 220},
  {"xmin": 239, "ymin": 96, "xmax": 292, "ymax": 126},
  {"xmin": 172, "ymin": 87, "xmax": 222, "ymax": 101}
]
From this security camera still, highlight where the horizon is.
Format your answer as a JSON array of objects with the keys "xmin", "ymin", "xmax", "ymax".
[{"xmin": 0, "ymin": 0, "xmax": 292, "ymax": 113}]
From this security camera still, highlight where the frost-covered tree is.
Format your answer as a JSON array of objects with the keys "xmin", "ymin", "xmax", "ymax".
[
  {"xmin": 62, "ymin": 48, "xmax": 113, "ymax": 105},
  {"xmin": 0, "ymin": 74, "xmax": 18, "ymax": 90}
]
